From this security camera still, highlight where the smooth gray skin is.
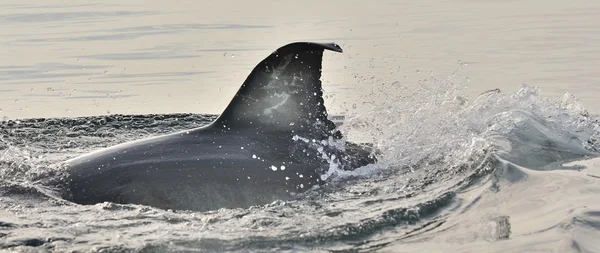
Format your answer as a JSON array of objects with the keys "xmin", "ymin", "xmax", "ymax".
[
  {"xmin": 63, "ymin": 42, "xmax": 376, "ymax": 211},
  {"xmin": 65, "ymin": 126, "xmax": 329, "ymax": 211}
]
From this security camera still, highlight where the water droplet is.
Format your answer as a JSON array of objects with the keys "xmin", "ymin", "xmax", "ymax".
[
  {"xmin": 47, "ymin": 87, "xmax": 53, "ymax": 91},
  {"xmin": 289, "ymin": 122, "xmax": 295, "ymax": 126},
  {"xmin": 285, "ymin": 177, "xmax": 290, "ymax": 180},
  {"xmin": 231, "ymin": 54, "xmax": 235, "ymax": 58},
  {"xmin": 280, "ymin": 165, "xmax": 286, "ymax": 170},
  {"xmin": 252, "ymin": 154, "xmax": 257, "ymax": 159},
  {"xmin": 271, "ymin": 165, "xmax": 277, "ymax": 171},
  {"xmin": 300, "ymin": 184, "xmax": 304, "ymax": 189},
  {"xmin": 240, "ymin": 147, "xmax": 244, "ymax": 150},
  {"xmin": 299, "ymin": 174, "xmax": 304, "ymax": 178}
]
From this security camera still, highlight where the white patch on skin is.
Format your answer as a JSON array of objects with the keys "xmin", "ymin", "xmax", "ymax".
[
  {"xmin": 260, "ymin": 54, "xmax": 309, "ymax": 116},
  {"xmin": 263, "ymin": 92, "xmax": 290, "ymax": 115},
  {"xmin": 261, "ymin": 57, "xmax": 293, "ymax": 91}
]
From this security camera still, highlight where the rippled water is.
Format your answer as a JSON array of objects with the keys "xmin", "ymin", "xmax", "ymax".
[{"xmin": 2, "ymin": 0, "xmax": 600, "ymax": 252}]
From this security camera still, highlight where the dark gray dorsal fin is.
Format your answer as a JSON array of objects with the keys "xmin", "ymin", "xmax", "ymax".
[{"xmin": 214, "ymin": 42, "xmax": 343, "ymax": 138}]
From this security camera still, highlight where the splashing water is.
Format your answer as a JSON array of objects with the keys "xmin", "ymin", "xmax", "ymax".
[{"xmin": 340, "ymin": 69, "xmax": 598, "ymax": 173}]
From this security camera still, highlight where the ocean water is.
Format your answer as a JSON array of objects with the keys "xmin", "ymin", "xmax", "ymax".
[
  {"xmin": 1, "ymin": 81, "xmax": 599, "ymax": 252},
  {"xmin": 2, "ymin": 0, "xmax": 600, "ymax": 252}
]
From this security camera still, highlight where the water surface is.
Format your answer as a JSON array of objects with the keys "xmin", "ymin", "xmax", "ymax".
[
  {"xmin": 1, "ymin": 0, "xmax": 599, "ymax": 118},
  {"xmin": 1, "ymin": 1, "xmax": 600, "ymax": 252}
]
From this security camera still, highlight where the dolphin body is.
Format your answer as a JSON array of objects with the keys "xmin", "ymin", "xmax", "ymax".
[{"xmin": 62, "ymin": 42, "xmax": 375, "ymax": 211}]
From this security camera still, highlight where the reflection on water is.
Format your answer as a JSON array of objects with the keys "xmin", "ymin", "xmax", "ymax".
[{"xmin": 1, "ymin": 0, "xmax": 599, "ymax": 119}]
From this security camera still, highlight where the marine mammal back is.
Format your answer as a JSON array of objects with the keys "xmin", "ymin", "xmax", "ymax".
[{"xmin": 62, "ymin": 42, "xmax": 375, "ymax": 211}]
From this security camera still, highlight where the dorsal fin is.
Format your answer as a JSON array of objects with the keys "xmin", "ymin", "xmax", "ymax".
[{"xmin": 214, "ymin": 42, "xmax": 343, "ymax": 138}]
